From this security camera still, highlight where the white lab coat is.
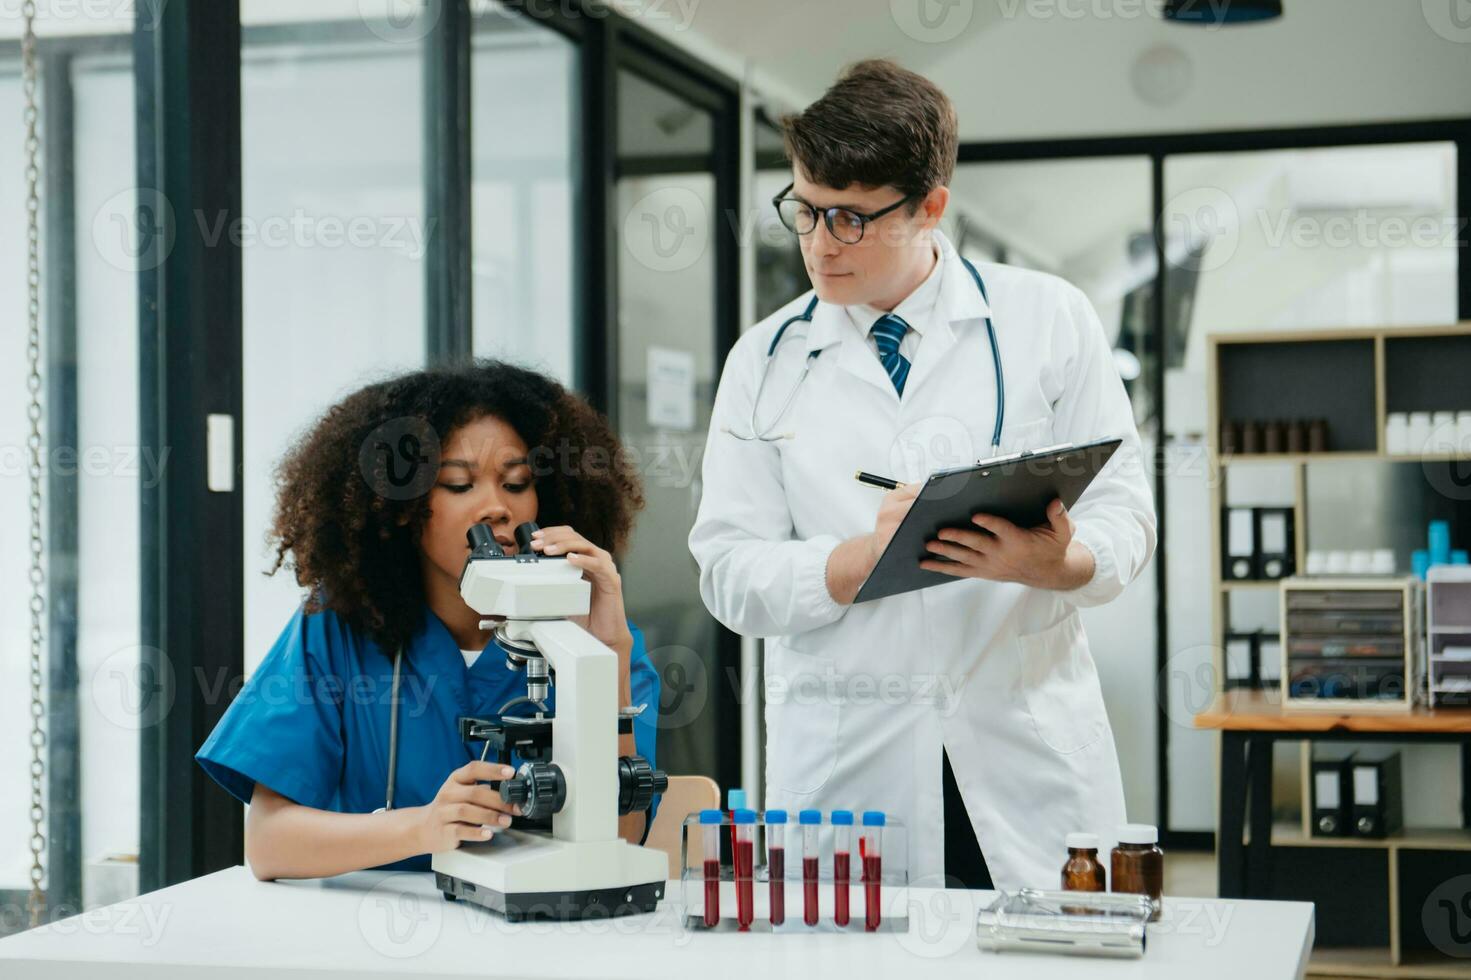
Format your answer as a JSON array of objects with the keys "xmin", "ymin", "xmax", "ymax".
[{"xmin": 688, "ymin": 231, "xmax": 1156, "ymax": 890}]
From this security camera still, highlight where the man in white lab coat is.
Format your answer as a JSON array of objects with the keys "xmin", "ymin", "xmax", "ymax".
[{"xmin": 688, "ymin": 60, "xmax": 1156, "ymax": 890}]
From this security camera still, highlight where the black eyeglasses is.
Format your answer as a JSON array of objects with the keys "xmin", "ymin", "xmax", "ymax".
[{"xmin": 771, "ymin": 183, "xmax": 917, "ymax": 245}]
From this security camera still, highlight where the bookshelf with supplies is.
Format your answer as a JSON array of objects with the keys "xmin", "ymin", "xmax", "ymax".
[
  {"xmin": 1201, "ymin": 325, "xmax": 1471, "ymax": 978},
  {"xmin": 1206, "ymin": 325, "xmax": 1471, "ymax": 705}
]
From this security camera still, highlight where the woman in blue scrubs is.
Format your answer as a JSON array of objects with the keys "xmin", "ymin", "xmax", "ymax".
[{"xmin": 196, "ymin": 361, "xmax": 661, "ymax": 879}]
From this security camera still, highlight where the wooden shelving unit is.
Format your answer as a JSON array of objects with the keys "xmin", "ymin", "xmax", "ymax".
[
  {"xmin": 1206, "ymin": 324, "xmax": 1471, "ymax": 699},
  {"xmin": 1204, "ymin": 325, "xmax": 1471, "ymax": 978}
]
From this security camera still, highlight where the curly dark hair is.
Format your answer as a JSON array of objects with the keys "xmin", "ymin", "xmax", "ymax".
[{"xmin": 268, "ymin": 359, "xmax": 644, "ymax": 653}]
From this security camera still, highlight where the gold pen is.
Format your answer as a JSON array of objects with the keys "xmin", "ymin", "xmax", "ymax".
[{"xmin": 854, "ymin": 470, "xmax": 907, "ymax": 491}]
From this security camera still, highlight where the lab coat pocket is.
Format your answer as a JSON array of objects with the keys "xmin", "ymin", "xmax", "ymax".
[
  {"xmin": 999, "ymin": 416, "xmax": 1053, "ymax": 455},
  {"xmin": 763, "ymin": 642, "xmax": 839, "ymax": 795},
  {"xmin": 1016, "ymin": 613, "xmax": 1107, "ymax": 755}
]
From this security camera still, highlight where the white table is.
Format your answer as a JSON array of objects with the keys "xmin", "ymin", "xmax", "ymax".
[{"xmin": 0, "ymin": 866, "xmax": 1314, "ymax": 979}]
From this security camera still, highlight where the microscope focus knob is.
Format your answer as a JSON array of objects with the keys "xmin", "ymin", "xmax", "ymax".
[
  {"xmin": 499, "ymin": 762, "xmax": 566, "ymax": 821},
  {"xmin": 616, "ymin": 756, "xmax": 668, "ymax": 816}
]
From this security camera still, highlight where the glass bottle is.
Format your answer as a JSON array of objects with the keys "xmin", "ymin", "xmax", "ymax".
[{"xmin": 1111, "ymin": 824, "xmax": 1164, "ymax": 922}]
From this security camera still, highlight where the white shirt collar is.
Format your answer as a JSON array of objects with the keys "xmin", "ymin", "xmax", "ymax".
[
  {"xmin": 801, "ymin": 229, "xmax": 988, "ymax": 355},
  {"xmin": 845, "ymin": 239, "xmax": 944, "ymax": 337}
]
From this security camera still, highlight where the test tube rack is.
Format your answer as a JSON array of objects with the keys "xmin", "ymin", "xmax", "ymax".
[{"xmin": 679, "ymin": 812, "xmax": 909, "ymax": 934}]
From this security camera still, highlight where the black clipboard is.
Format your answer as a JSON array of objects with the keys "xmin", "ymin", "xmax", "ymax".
[{"xmin": 853, "ymin": 436, "xmax": 1124, "ymax": 604}]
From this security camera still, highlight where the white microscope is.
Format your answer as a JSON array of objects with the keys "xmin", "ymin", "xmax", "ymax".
[{"xmin": 431, "ymin": 522, "xmax": 669, "ymax": 921}]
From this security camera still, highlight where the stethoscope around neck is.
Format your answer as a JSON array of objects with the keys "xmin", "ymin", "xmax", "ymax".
[{"xmin": 724, "ymin": 257, "xmax": 1005, "ymax": 448}]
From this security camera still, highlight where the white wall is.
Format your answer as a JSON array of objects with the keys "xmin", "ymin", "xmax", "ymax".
[{"xmin": 627, "ymin": 0, "xmax": 1471, "ymax": 141}]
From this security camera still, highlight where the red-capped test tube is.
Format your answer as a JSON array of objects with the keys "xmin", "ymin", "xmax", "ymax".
[
  {"xmin": 799, "ymin": 809, "xmax": 821, "ymax": 926},
  {"xmin": 733, "ymin": 808, "xmax": 757, "ymax": 930},
  {"xmin": 700, "ymin": 808, "xmax": 723, "ymax": 928},
  {"xmin": 831, "ymin": 810, "xmax": 854, "ymax": 927},
  {"xmin": 765, "ymin": 809, "xmax": 788, "ymax": 926},
  {"xmin": 861, "ymin": 810, "xmax": 885, "ymax": 931}
]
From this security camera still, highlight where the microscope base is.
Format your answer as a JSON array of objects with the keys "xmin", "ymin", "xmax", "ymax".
[
  {"xmin": 435, "ymin": 871, "xmax": 663, "ymax": 922},
  {"xmin": 431, "ymin": 830, "xmax": 668, "ymax": 922}
]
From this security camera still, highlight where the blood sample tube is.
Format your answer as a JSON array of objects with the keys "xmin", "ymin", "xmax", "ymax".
[
  {"xmin": 727, "ymin": 788, "xmax": 747, "ymax": 860},
  {"xmin": 831, "ymin": 810, "xmax": 853, "ymax": 927},
  {"xmin": 799, "ymin": 809, "xmax": 821, "ymax": 927},
  {"xmin": 861, "ymin": 811, "xmax": 884, "ymax": 931},
  {"xmin": 700, "ymin": 808, "xmax": 723, "ymax": 928},
  {"xmin": 733, "ymin": 808, "xmax": 756, "ymax": 931},
  {"xmin": 765, "ymin": 809, "xmax": 787, "ymax": 926}
]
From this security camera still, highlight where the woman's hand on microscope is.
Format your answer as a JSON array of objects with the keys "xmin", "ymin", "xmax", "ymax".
[
  {"xmin": 529, "ymin": 525, "xmax": 634, "ymax": 658},
  {"xmin": 414, "ymin": 762, "xmax": 522, "ymax": 853}
]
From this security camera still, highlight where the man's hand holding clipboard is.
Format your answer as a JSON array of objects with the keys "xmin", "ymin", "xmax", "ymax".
[{"xmin": 842, "ymin": 437, "xmax": 1124, "ymax": 605}]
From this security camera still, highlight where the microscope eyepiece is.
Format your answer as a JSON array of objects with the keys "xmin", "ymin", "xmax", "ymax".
[
  {"xmin": 514, "ymin": 521, "xmax": 541, "ymax": 555},
  {"xmin": 466, "ymin": 524, "xmax": 504, "ymax": 557}
]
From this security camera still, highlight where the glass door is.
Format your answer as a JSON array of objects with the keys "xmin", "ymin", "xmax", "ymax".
[{"xmin": 613, "ymin": 61, "xmax": 736, "ymax": 786}]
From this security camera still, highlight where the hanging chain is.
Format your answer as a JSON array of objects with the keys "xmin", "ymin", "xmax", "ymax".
[{"xmin": 21, "ymin": 0, "xmax": 49, "ymax": 931}]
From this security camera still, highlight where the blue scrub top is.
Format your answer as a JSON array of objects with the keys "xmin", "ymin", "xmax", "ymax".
[{"xmin": 196, "ymin": 605, "xmax": 662, "ymax": 871}]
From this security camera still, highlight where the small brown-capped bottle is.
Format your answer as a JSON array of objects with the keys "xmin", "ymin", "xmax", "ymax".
[
  {"xmin": 1111, "ymin": 824, "xmax": 1164, "ymax": 922},
  {"xmin": 1061, "ymin": 832, "xmax": 1107, "ymax": 892}
]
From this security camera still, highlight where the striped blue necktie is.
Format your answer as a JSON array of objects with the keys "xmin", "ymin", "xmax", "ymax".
[{"xmin": 870, "ymin": 313, "xmax": 911, "ymax": 396}]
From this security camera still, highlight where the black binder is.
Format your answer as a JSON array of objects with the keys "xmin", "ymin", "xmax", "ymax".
[
  {"xmin": 1311, "ymin": 754, "xmax": 1354, "ymax": 837},
  {"xmin": 853, "ymin": 437, "xmax": 1123, "ymax": 604},
  {"xmin": 1223, "ymin": 507, "xmax": 1256, "ymax": 581},
  {"xmin": 1255, "ymin": 507, "xmax": 1295, "ymax": 580},
  {"xmin": 1351, "ymin": 752, "xmax": 1404, "ymax": 839}
]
